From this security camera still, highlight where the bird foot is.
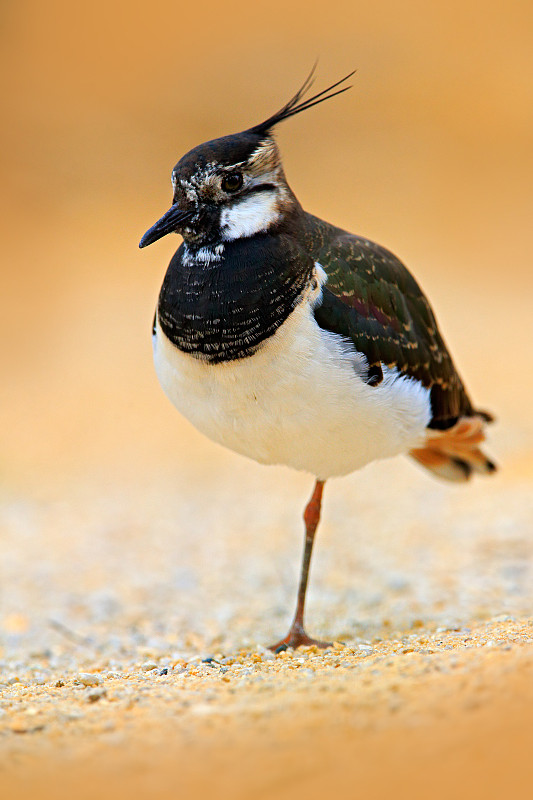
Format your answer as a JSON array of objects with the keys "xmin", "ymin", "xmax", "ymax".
[{"xmin": 268, "ymin": 628, "xmax": 332, "ymax": 653}]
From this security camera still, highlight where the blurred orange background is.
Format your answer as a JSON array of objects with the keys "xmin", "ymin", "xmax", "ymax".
[
  {"xmin": 1, "ymin": 0, "xmax": 532, "ymax": 492},
  {"xmin": 1, "ymin": 3, "xmax": 533, "ymax": 798}
]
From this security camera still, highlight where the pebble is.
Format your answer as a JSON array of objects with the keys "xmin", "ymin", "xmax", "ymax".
[
  {"xmin": 86, "ymin": 688, "xmax": 107, "ymax": 703},
  {"xmin": 10, "ymin": 717, "xmax": 45, "ymax": 734},
  {"xmin": 254, "ymin": 646, "xmax": 275, "ymax": 661},
  {"xmin": 63, "ymin": 710, "xmax": 85, "ymax": 721},
  {"xmin": 77, "ymin": 673, "xmax": 102, "ymax": 686}
]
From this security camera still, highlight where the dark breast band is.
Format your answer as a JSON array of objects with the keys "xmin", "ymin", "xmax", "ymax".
[{"xmin": 157, "ymin": 234, "xmax": 314, "ymax": 363}]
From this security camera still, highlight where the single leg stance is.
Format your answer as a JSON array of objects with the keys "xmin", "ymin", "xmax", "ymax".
[
  {"xmin": 269, "ymin": 480, "xmax": 332, "ymax": 651},
  {"xmin": 142, "ymin": 70, "xmax": 497, "ymax": 649}
]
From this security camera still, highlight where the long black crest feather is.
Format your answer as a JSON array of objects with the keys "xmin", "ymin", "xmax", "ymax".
[{"xmin": 249, "ymin": 67, "xmax": 356, "ymax": 136}]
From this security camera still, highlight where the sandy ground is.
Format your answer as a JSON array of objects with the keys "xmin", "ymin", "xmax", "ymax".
[
  {"xmin": 2, "ymin": 618, "xmax": 533, "ymax": 799},
  {"xmin": 1, "ymin": 445, "xmax": 533, "ymax": 799}
]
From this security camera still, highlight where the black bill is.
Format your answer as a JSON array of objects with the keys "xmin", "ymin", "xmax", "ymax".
[{"xmin": 139, "ymin": 203, "xmax": 194, "ymax": 248}]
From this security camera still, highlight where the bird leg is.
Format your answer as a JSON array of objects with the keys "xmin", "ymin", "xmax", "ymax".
[{"xmin": 269, "ymin": 479, "xmax": 332, "ymax": 652}]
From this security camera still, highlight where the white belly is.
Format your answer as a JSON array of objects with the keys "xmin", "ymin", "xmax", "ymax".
[{"xmin": 153, "ymin": 296, "xmax": 431, "ymax": 479}]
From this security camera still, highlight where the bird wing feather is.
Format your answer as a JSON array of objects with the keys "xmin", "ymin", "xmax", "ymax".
[{"xmin": 302, "ymin": 213, "xmax": 474, "ymax": 426}]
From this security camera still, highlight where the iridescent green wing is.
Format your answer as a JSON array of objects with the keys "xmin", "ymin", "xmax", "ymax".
[{"xmin": 303, "ymin": 213, "xmax": 474, "ymax": 427}]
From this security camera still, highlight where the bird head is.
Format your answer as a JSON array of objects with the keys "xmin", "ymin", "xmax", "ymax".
[{"xmin": 139, "ymin": 68, "xmax": 354, "ymax": 249}]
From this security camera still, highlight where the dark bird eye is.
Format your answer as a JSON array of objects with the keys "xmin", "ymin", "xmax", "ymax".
[{"xmin": 221, "ymin": 172, "xmax": 243, "ymax": 192}]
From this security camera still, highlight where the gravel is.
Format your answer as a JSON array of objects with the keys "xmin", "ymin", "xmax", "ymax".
[{"xmin": 1, "ymin": 424, "xmax": 532, "ymax": 799}]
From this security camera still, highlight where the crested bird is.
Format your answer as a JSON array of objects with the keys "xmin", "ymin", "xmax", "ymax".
[{"xmin": 140, "ymin": 69, "xmax": 496, "ymax": 651}]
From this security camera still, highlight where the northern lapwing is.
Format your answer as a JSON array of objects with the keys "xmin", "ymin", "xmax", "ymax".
[{"xmin": 140, "ymin": 69, "xmax": 496, "ymax": 651}]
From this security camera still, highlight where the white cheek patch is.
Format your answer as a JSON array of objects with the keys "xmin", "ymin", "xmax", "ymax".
[{"xmin": 220, "ymin": 192, "xmax": 280, "ymax": 241}]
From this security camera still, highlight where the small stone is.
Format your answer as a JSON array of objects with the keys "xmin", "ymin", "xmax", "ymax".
[
  {"xmin": 140, "ymin": 661, "xmax": 158, "ymax": 671},
  {"xmin": 77, "ymin": 673, "xmax": 102, "ymax": 686},
  {"xmin": 86, "ymin": 688, "xmax": 106, "ymax": 703},
  {"xmin": 262, "ymin": 650, "xmax": 276, "ymax": 661},
  {"xmin": 254, "ymin": 645, "xmax": 275, "ymax": 661},
  {"xmin": 64, "ymin": 710, "xmax": 85, "ymax": 721},
  {"xmin": 240, "ymin": 667, "xmax": 254, "ymax": 676},
  {"xmin": 10, "ymin": 716, "xmax": 45, "ymax": 734},
  {"xmin": 10, "ymin": 717, "xmax": 30, "ymax": 733}
]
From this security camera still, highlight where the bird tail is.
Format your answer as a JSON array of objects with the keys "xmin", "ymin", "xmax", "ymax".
[{"xmin": 409, "ymin": 414, "xmax": 497, "ymax": 483}]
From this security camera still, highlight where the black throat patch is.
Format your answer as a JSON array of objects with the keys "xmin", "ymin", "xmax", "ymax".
[{"xmin": 157, "ymin": 233, "xmax": 314, "ymax": 362}]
